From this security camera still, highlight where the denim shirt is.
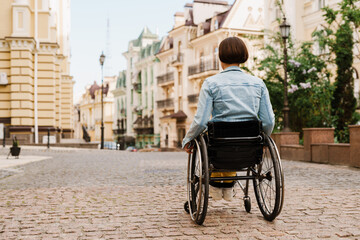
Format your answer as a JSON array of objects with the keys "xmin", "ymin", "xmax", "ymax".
[{"xmin": 182, "ymin": 66, "xmax": 275, "ymax": 148}]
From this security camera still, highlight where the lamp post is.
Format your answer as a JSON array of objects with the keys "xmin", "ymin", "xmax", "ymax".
[
  {"xmin": 280, "ymin": 17, "xmax": 291, "ymax": 132},
  {"xmin": 99, "ymin": 52, "xmax": 105, "ymax": 149}
]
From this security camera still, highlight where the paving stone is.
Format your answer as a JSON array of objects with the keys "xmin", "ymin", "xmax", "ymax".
[{"xmin": 0, "ymin": 149, "xmax": 358, "ymax": 239}]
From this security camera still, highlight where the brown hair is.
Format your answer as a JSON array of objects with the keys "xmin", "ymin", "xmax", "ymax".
[{"xmin": 218, "ymin": 37, "xmax": 248, "ymax": 64}]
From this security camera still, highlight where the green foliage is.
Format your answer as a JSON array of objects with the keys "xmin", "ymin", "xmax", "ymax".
[
  {"xmin": 12, "ymin": 136, "xmax": 19, "ymax": 147},
  {"xmin": 257, "ymin": 33, "xmax": 333, "ymax": 134},
  {"xmin": 313, "ymin": 0, "xmax": 360, "ymax": 142}
]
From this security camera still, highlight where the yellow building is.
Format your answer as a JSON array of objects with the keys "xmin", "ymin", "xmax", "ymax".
[
  {"xmin": 0, "ymin": 0, "xmax": 74, "ymax": 144},
  {"xmin": 79, "ymin": 76, "xmax": 116, "ymax": 143}
]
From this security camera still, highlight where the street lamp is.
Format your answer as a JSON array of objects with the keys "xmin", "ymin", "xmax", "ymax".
[
  {"xmin": 99, "ymin": 52, "xmax": 105, "ymax": 149},
  {"xmin": 280, "ymin": 17, "xmax": 291, "ymax": 132}
]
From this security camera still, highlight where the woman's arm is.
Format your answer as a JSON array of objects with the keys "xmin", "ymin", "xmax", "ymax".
[
  {"xmin": 259, "ymin": 83, "xmax": 275, "ymax": 136},
  {"xmin": 182, "ymin": 80, "xmax": 213, "ymax": 148}
]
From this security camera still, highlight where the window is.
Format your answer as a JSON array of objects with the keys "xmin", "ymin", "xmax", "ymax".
[
  {"xmin": 318, "ymin": 0, "xmax": 325, "ymax": 10},
  {"xmin": 214, "ymin": 19, "xmax": 219, "ymax": 30},
  {"xmin": 152, "ymin": 91, "xmax": 154, "ymax": 109},
  {"xmin": 151, "ymin": 67, "xmax": 154, "ymax": 84},
  {"xmin": 145, "ymin": 92, "xmax": 148, "ymax": 109},
  {"xmin": 145, "ymin": 70, "xmax": 148, "ymax": 86}
]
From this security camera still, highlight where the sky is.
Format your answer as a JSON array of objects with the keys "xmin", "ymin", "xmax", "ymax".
[
  {"xmin": 70, "ymin": 0, "xmax": 186, "ymax": 103},
  {"xmin": 70, "ymin": 0, "xmax": 235, "ymax": 103}
]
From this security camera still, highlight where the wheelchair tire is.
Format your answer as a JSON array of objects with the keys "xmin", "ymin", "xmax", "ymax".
[
  {"xmin": 186, "ymin": 136, "xmax": 209, "ymax": 225},
  {"xmin": 244, "ymin": 196, "xmax": 251, "ymax": 213},
  {"xmin": 253, "ymin": 135, "xmax": 284, "ymax": 221},
  {"xmin": 184, "ymin": 201, "xmax": 190, "ymax": 214}
]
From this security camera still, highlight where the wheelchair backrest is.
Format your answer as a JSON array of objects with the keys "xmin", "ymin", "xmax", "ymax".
[
  {"xmin": 207, "ymin": 120, "xmax": 262, "ymax": 139},
  {"xmin": 207, "ymin": 120, "xmax": 264, "ymax": 170}
]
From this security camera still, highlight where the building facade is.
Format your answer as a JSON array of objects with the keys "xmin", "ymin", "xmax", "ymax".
[
  {"xmin": 122, "ymin": 27, "xmax": 161, "ymax": 148},
  {"xmin": 79, "ymin": 76, "xmax": 116, "ymax": 143},
  {"xmin": 0, "ymin": 0, "xmax": 74, "ymax": 144},
  {"xmin": 264, "ymin": 0, "xmax": 360, "ymax": 105},
  {"xmin": 155, "ymin": 0, "xmax": 265, "ymax": 148}
]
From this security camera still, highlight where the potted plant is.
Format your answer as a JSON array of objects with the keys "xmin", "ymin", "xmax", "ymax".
[{"xmin": 10, "ymin": 136, "xmax": 21, "ymax": 158}]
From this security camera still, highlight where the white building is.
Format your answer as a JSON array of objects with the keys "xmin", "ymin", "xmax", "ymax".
[
  {"xmin": 156, "ymin": 0, "xmax": 265, "ymax": 148},
  {"xmin": 121, "ymin": 27, "xmax": 161, "ymax": 148}
]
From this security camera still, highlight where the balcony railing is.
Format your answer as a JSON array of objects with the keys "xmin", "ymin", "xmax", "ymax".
[
  {"xmin": 157, "ymin": 98, "xmax": 174, "ymax": 109},
  {"xmin": 157, "ymin": 72, "xmax": 174, "ymax": 85},
  {"xmin": 188, "ymin": 59, "xmax": 219, "ymax": 76},
  {"xmin": 188, "ymin": 94, "xmax": 199, "ymax": 104},
  {"xmin": 113, "ymin": 128, "xmax": 126, "ymax": 135},
  {"xmin": 133, "ymin": 82, "xmax": 141, "ymax": 93}
]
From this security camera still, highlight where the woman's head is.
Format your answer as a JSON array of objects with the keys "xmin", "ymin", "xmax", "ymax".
[{"xmin": 219, "ymin": 37, "xmax": 248, "ymax": 65}]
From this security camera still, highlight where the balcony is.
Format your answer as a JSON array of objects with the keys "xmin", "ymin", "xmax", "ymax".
[
  {"xmin": 133, "ymin": 116, "xmax": 154, "ymax": 135},
  {"xmin": 157, "ymin": 98, "xmax": 174, "ymax": 109},
  {"xmin": 133, "ymin": 82, "xmax": 141, "ymax": 93},
  {"xmin": 188, "ymin": 94, "xmax": 199, "ymax": 105},
  {"xmin": 188, "ymin": 58, "xmax": 219, "ymax": 78},
  {"xmin": 171, "ymin": 53, "xmax": 184, "ymax": 67},
  {"xmin": 113, "ymin": 128, "xmax": 126, "ymax": 135},
  {"xmin": 157, "ymin": 72, "xmax": 174, "ymax": 86}
]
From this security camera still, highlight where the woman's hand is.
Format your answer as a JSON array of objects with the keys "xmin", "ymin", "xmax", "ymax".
[{"xmin": 184, "ymin": 142, "xmax": 194, "ymax": 154}]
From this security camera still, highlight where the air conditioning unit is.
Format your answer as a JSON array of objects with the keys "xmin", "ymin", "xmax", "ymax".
[{"xmin": 0, "ymin": 72, "xmax": 8, "ymax": 85}]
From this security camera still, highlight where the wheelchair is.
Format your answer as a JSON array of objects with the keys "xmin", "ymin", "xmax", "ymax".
[{"xmin": 184, "ymin": 120, "xmax": 284, "ymax": 225}]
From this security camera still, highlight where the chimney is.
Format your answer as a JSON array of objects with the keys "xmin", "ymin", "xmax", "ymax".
[{"xmin": 174, "ymin": 12, "xmax": 185, "ymax": 28}]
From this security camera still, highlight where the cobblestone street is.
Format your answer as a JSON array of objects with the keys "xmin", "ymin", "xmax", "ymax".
[{"xmin": 0, "ymin": 148, "xmax": 359, "ymax": 240}]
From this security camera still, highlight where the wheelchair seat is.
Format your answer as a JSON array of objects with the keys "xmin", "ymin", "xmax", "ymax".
[{"xmin": 207, "ymin": 120, "xmax": 264, "ymax": 170}]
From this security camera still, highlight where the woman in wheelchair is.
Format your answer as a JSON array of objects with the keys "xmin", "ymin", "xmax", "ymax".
[{"xmin": 183, "ymin": 35, "xmax": 278, "ymax": 206}]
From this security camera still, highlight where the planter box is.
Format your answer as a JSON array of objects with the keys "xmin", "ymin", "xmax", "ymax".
[{"xmin": 10, "ymin": 146, "xmax": 21, "ymax": 158}]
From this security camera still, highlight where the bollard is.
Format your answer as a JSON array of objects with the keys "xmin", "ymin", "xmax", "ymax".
[
  {"xmin": 2, "ymin": 126, "xmax": 5, "ymax": 148},
  {"xmin": 47, "ymin": 128, "xmax": 50, "ymax": 149}
]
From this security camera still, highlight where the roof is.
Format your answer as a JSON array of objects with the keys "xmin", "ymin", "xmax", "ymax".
[
  {"xmin": 161, "ymin": 110, "xmax": 188, "ymax": 119},
  {"xmin": 130, "ymin": 26, "xmax": 158, "ymax": 47},
  {"xmin": 116, "ymin": 70, "xmax": 126, "ymax": 88},
  {"xmin": 184, "ymin": 3, "xmax": 193, "ymax": 7},
  {"xmin": 140, "ymin": 41, "xmax": 161, "ymax": 59},
  {"xmin": 194, "ymin": 0, "xmax": 228, "ymax": 6},
  {"xmin": 88, "ymin": 81, "xmax": 109, "ymax": 99},
  {"xmin": 185, "ymin": 9, "xmax": 195, "ymax": 26},
  {"xmin": 89, "ymin": 81, "xmax": 100, "ymax": 99}
]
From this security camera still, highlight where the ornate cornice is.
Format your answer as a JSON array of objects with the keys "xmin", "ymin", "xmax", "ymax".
[{"xmin": 5, "ymin": 37, "xmax": 35, "ymax": 50}]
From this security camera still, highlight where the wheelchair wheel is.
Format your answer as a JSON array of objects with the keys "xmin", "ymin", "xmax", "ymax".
[
  {"xmin": 186, "ymin": 136, "xmax": 209, "ymax": 225},
  {"xmin": 253, "ymin": 135, "xmax": 284, "ymax": 221}
]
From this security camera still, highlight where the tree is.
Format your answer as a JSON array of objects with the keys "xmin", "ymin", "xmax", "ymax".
[
  {"xmin": 313, "ymin": 0, "xmax": 360, "ymax": 142},
  {"xmin": 257, "ymin": 35, "xmax": 333, "ymax": 134}
]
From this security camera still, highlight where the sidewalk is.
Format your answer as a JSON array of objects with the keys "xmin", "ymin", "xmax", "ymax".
[
  {"xmin": 1, "ymin": 145, "xmax": 88, "ymax": 152},
  {"xmin": 0, "ymin": 155, "xmax": 52, "ymax": 170}
]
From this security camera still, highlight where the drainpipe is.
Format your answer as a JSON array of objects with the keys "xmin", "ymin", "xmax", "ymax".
[{"xmin": 34, "ymin": 0, "xmax": 39, "ymax": 144}]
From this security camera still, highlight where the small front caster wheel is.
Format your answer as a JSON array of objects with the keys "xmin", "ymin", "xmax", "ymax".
[
  {"xmin": 184, "ymin": 201, "xmax": 190, "ymax": 214},
  {"xmin": 244, "ymin": 196, "xmax": 251, "ymax": 213}
]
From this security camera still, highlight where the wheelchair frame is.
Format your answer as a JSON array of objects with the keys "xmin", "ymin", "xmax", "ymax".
[{"xmin": 184, "ymin": 131, "xmax": 284, "ymax": 225}]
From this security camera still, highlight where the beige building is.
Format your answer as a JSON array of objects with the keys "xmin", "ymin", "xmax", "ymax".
[
  {"xmin": 155, "ymin": 0, "xmax": 265, "ymax": 148},
  {"xmin": 0, "ymin": 0, "xmax": 74, "ymax": 144},
  {"xmin": 264, "ymin": 0, "xmax": 360, "ymax": 103},
  {"xmin": 79, "ymin": 76, "xmax": 116, "ymax": 142}
]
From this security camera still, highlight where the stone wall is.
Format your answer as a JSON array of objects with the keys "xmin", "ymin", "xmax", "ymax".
[{"xmin": 275, "ymin": 126, "xmax": 359, "ymax": 168}]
